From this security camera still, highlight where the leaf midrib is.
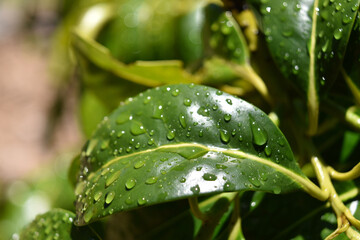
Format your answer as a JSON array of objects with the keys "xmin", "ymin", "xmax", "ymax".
[
  {"xmin": 88, "ymin": 142, "xmax": 316, "ymax": 193},
  {"xmin": 307, "ymin": 0, "xmax": 320, "ymax": 134}
]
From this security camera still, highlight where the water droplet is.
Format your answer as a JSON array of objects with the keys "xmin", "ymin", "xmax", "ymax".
[
  {"xmin": 83, "ymin": 207, "xmax": 94, "ymax": 223},
  {"xmin": 105, "ymin": 191, "xmax": 115, "ymax": 204},
  {"xmin": 322, "ymin": 40, "xmax": 329, "ymax": 52},
  {"xmin": 106, "ymin": 171, "xmax": 121, "ymax": 187},
  {"xmin": 282, "ymin": 29, "xmax": 293, "ymax": 37},
  {"xmin": 220, "ymin": 129, "xmax": 230, "ymax": 144},
  {"xmin": 179, "ymin": 114, "xmax": 187, "ymax": 128},
  {"xmin": 143, "ymin": 96, "xmax": 151, "ymax": 104},
  {"xmin": 152, "ymin": 105, "xmax": 164, "ymax": 119},
  {"xmin": 196, "ymin": 166, "xmax": 202, "ymax": 171},
  {"xmin": 216, "ymin": 163, "xmax": 228, "ymax": 169},
  {"xmin": 137, "ymin": 197, "xmax": 147, "ymax": 206},
  {"xmin": 94, "ymin": 191, "xmax": 102, "ymax": 202},
  {"xmin": 248, "ymin": 177, "xmax": 261, "ymax": 188},
  {"xmin": 100, "ymin": 141, "xmax": 109, "ymax": 150},
  {"xmin": 294, "ymin": 3, "xmax": 301, "ymax": 11},
  {"xmin": 197, "ymin": 107, "xmax": 210, "ymax": 117},
  {"xmin": 203, "ymin": 173, "xmax": 217, "ymax": 181},
  {"xmin": 147, "ymin": 138, "xmax": 154, "ymax": 146},
  {"xmin": 224, "ymin": 114, "xmax": 232, "ymax": 122},
  {"xmin": 264, "ymin": 145, "xmax": 272, "ymax": 156},
  {"xmin": 172, "ymin": 89, "xmax": 180, "ymax": 96},
  {"xmin": 334, "ymin": 28, "xmax": 343, "ymax": 40},
  {"xmin": 226, "ymin": 99, "xmax": 232, "ymax": 105},
  {"xmin": 292, "ymin": 65, "xmax": 299, "ymax": 75},
  {"xmin": 190, "ymin": 184, "xmax": 200, "ymax": 194},
  {"xmin": 134, "ymin": 160, "xmax": 145, "ymax": 169},
  {"xmin": 180, "ymin": 177, "xmax": 186, "ymax": 183},
  {"xmin": 184, "ymin": 98, "xmax": 192, "ymax": 106},
  {"xmin": 216, "ymin": 90, "xmax": 223, "ymax": 95},
  {"xmin": 224, "ymin": 181, "xmax": 234, "ymax": 191},
  {"xmin": 130, "ymin": 122, "xmax": 146, "ymax": 136},
  {"xmin": 199, "ymin": 129, "xmax": 204, "ymax": 137},
  {"xmin": 238, "ymin": 135, "xmax": 243, "ymax": 142},
  {"xmin": 167, "ymin": 130, "xmax": 175, "ymax": 140},
  {"xmin": 125, "ymin": 178, "xmax": 136, "ymax": 190},
  {"xmin": 145, "ymin": 177, "xmax": 158, "ymax": 185},
  {"xmin": 116, "ymin": 112, "xmax": 130, "ymax": 124},
  {"xmin": 273, "ymin": 187, "xmax": 281, "ymax": 194},
  {"xmin": 249, "ymin": 115, "xmax": 268, "ymax": 147},
  {"xmin": 125, "ymin": 197, "xmax": 133, "ymax": 205},
  {"xmin": 320, "ymin": 10, "xmax": 329, "ymax": 20}
]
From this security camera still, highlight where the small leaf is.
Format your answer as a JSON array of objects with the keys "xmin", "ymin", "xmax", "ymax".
[
  {"xmin": 74, "ymin": 84, "xmax": 308, "ymax": 225},
  {"xmin": 18, "ymin": 209, "xmax": 100, "ymax": 240},
  {"xmin": 72, "ymin": 31, "xmax": 198, "ymax": 87}
]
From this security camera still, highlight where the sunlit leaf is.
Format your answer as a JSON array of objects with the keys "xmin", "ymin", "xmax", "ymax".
[{"xmin": 74, "ymin": 84, "xmax": 310, "ymax": 225}]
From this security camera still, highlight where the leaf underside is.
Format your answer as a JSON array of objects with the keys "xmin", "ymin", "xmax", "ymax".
[{"xmin": 74, "ymin": 84, "xmax": 307, "ymax": 225}]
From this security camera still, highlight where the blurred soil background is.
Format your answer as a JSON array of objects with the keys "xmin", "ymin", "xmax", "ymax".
[{"xmin": 0, "ymin": 0, "xmax": 81, "ymax": 184}]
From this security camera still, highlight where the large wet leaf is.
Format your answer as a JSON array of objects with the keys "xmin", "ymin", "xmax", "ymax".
[
  {"xmin": 343, "ymin": 12, "xmax": 360, "ymax": 105},
  {"xmin": 248, "ymin": 0, "xmax": 360, "ymax": 133},
  {"xmin": 17, "ymin": 209, "xmax": 101, "ymax": 240},
  {"xmin": 74, "ymin": 84, "xmax": 308, "ymax": 225}
]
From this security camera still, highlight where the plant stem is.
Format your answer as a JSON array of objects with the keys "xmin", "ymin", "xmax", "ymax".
[
  {"xmin": 233, "ymin": 64, "xmax": 273, "ymax": 106},
  {"xmin": 342, "ymin": 67, "xmax": 360, "ymax": 106},
  {"xmin": 312, "ymin": 156, "xmax": 360, "ymax": 234},
  {"xmin": 327, "ymin": 162, "xmax": 360, "ymax": 181},
  {"xmin": 189, "ymin": 197, "xmax": 209, "ymax": 221}
]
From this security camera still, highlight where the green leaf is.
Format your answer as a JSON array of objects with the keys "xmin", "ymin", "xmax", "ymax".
[
  {"xmin": 18, "ymin": 209, "xmax": 101, "ymax": 240},
  {"xmin": 343, "ymin": 12, "xmax": 360, "ymax": 105},
  {"xmin": 72, "ymin": 32, "xmax": 198, "ymax": 87},
  {"xmin": 248, "ymin": 0, "xmax": 360, "ymax": 133},
  {"xmin": 74, "ymin": 84, "xmax": 310, "ymax": 225}
]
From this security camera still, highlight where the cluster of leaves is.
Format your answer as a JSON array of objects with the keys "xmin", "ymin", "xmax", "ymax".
[{"xmin": 14, "ymin": 0, "xmax": 360, "ymax": 239}]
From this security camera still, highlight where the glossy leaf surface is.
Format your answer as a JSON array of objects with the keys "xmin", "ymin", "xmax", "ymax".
[
  {"xmin": 343, "ymin": 12, "xmax": 360, "ymax": 105},
  {"xmin": 18, "ymin": 209, "xmax": 100, "ymax": 240},
  {"xmin": 249, "ymin": 0, "xmax": 359, "ymax": 93},
  {"xmin": 248, "ymin": 0, "xmax": 360, "ymax": 133},
  {"xmin": 74, "ymin": 84, "xmax": 309, "ymax": 225}
]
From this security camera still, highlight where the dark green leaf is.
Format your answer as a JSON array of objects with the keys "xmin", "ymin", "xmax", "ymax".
[
  {"xmin": 18, "ymin": 209, "xmax": 101, "ymax": 240},
  {"xmin": 343, "ymin": 12, "xmax": 360, "ymax": 105},
  {"xmin": 248, "ymin": 0, "xmax": 360, "ymax": 133},
  {"xmin": 74, "ymin": 84, "xmax": 309, "ymax": 225}
]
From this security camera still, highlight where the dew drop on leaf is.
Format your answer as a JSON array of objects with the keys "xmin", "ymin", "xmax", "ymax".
[
  {"xmin": 179, "ymin": 113, "xmax": 187, "ymax": 128},
  {"xmin": 137, "ymin": 197, "xmax": 147, "ymax": 206},
  {"xmin": 220, "ymin": 129, "xmax": 230, "ymax": 144},
  {"xmin": 249, "ymin": 115, "xmax": 268, "ymax": 147},
  {"xmin": 130, "ymin": 122, "xmax": 146, "ymax": 136},
  {"xmin": 105, "ymin": 191, "xmax": 115, "ymax": 204},
  {"xmin": 134, "ymin": 160, "xmax": 145, "ymax": 169},
  {"xmin": 105, "ymin": 171, "xmax": 121, "ymax": 187},
  {"xmin": 224, "ymin": 114, "xmax": 232, "ymax": 122},
  {"xmin": 94, "ymin": 191, "xmax": 102, "ymax": 202},
  {"xmin": 183, "ymin": 98, "xmax": 192, "ymax": 106},
  {"xmin": 167, "ymin": 130, "xmax": 175, "ymax": 140},
  {"xmin": 203, "ymin": 173, "xmax": 217, "ymax": 181},
  {"xmin": 190, "ymin": 185, "xmax": 200, "ymax": 194},
  {"xmin": 334, "ymin": 28, "xmax": 343, "ymax": 40},
  {"xmin": 145, "ymin": 177, "xmax": 158, "ymax": 185},
  {"xmin": 125, "ymin": 178, "xmax": 136, "ymax": 190}
]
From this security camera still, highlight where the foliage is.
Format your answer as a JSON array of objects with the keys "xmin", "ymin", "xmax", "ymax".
[{"xmin": 12, "ymin": 0, "xmax": 360, "ymax": 239}]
